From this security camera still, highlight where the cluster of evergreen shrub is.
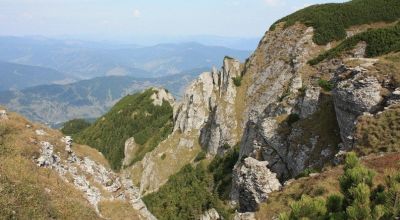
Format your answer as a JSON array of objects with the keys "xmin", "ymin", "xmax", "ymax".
[
  {"xmin": 208, "ymin": 145, "xmax": 240, "ymax": 200},
  {"xmin": 143, "ymin": 147, "xmax": 239, "ymax": 220},
  {"xmin": 75, "ymin": 89, "xmax": 173, "ymax": 170},
  {"xmin": 280, "ymin": 152, "xmax": 400, "ymax": 219},
  {"xmin": 232, "ymin": 76, "xmax": 242, "ymax": 87},
  {"xmin": 318, "ymin": 79, "xmax": 334, "ymax": 91},
  {"xmin": 271, "ymin": 0, "xmax": 400, "ymax": 45},
  {"xmin": 61, "ymin": 119, "xmax": 91, "ymax": 137},
  {"xmin": 310, "ymin": 22, "xmax": 400, "ymax": 65}
]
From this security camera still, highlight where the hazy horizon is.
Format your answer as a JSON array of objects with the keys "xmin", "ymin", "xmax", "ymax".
[{"xmin": 1, "ymin": 0, "xmax": 347, "ymax": 46}]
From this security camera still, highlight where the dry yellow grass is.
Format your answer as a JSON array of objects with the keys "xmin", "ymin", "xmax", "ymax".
[
  {"xmin": 74, "ymin": 143, "xmax": 110, "ymax": 168},
  {"xmin": 98, "ymin": 200, "xmax": 140, "ymax": 220},
  {"xmin": 129, "ymin": 131, "xmax": 201, "ymax": 192},
  {"xmin": 355, "ymin": 104, "xmax": 400, "ymax": 155},
  {"xmin": 0, "ymin": 111, "xmax": 100, "ymax": 219}
]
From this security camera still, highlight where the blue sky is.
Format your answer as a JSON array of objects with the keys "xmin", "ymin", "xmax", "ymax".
[{"xmin": 0, "ymin": 0, "xmax": 347, "ymax": 42}]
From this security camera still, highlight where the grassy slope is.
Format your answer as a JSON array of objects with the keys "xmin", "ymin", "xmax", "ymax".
[
  {"xmin": 0, "ymin": 110, "xmax": 143, "ymax": 220},
  {"xmin": 272, "ymin": 0, "xmax": 400, "ymax": 45},
  {"xmin": 76, "ymin": 89, "xmax": 173, "ymax": 170},
  {"xmin": 0, "ymin": 111, "xmax": 100, "ymax": 219},
  {"xmin": 355, "ymin": 104, "xmax": 400, "ymax": 155}
]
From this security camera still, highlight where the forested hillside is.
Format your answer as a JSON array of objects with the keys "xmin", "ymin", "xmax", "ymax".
[
  {"xmin": 75, "ymin": 89, "xmax": 173, "ymax": 170},
  {"xmin": 272, "ymin": 0, "xmax": 400, "ymax": 45}
]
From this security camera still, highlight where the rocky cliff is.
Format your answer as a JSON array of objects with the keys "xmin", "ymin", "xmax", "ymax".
[
  {"xmin": 163, "ymin": 23, "xmax": 340, "ymax": 212},
  {"xmin": 140, "ymin": 20, "xmax": 400, "ymax": 215}
]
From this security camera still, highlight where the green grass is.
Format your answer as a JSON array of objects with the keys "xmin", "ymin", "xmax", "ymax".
[
  {"xmin": 271, "ymin": 0, "xmax": 400, "ymax": 45},
  {"xmin": 76, "ymin": 89, "xmax": 173, "ymax": 170},
  {"xmin": 309, "ymin": 22, "xmax": 400, "ymax": 65}
]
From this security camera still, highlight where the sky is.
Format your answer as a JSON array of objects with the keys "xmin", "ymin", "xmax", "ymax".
[{"xmin": 0, "ymin": 0, "xmax": 347, "ymax": 44}]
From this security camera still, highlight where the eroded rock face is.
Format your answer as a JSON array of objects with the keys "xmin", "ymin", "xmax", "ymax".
[
  {"xmin": 333, "ymin": 68, "xmax": 383, "ymax": 148},
  {"xmin": 150, "ymin": 88, "xmax": 175, "ymax": 106},
  {"xmin": 36, "ymin": 135, "xmax": 156, "ymax": 219},
  {"xmin": 231, "ymin": 157, "xmax": 281, "ymax": 212},
  {"xmin": 174, "ymin": 57, "xmax": 241, "ymax": 155},
  {"xmin": 300, "ymin": 86, "xmax": 321, "ymax": 118},
  {"xmin": 173, "ymin": 72, "xmax": 215, "ymax": 134},
  {"xmin": 123, "ymin": 137, "xmax": 137, "ymax": 167},
  {"xmin": 237, "ymin": 24, "xmax": 341, "ymax": 183}
]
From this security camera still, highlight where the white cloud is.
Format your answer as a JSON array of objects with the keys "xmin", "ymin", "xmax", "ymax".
[
  {"xmin": 264, "ymin": 0, "xmax": 285, "ymax": 7},
  {"xmin": 133, "ymin": 9, "xmax": 141, "ymax": 18}
]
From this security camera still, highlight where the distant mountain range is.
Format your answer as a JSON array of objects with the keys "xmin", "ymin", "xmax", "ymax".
[
  {"xmin": 0, "ymin": 61, "xmax": 71, "ymax": 91},
  {"xmin": 0, "ymin": 36, "xmax": 250, "ymax": 79},
  {"xmin": 0, "ymin": 73, "xmax": 199, "ymax": 126}
]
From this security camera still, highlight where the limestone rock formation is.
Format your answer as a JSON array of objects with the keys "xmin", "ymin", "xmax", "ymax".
[
  {"xmin": 231, "ymin": 157, "xmax": 281, "ymax": 212},
  {"xmin": 35, "ymin": 133, "xmax": 156, "ymax": 219},
  {"xmin": 236, "ymin": 24, "xmax": 341, "ymax": 184},
  {"xmin": 174, "ymin": 57, "xmax": 242, "ymax": 155},
  {"xmin": 333, "ymin": 67, "xmax": 383, "ymax": 148},
  {"xmin": 200, "ymin": 208, "xmax": 221, "ymax": 220},
  {"xmin": 300, "ymin": 86, "xmax": 321, "ymax": 118},
  {"xmin": 150, "ymin": 88, "xmax": 175, "ymax": 106},
  {"xmin": 233, "ymin": 212, "xmax": 256, "ymax": 220},
  {"xmin": 0, "ymin": 109, "xmax": 8, "ymax": 120},
  {"xmin": 123, "ymin": 137, "xmax": 137, "ymax": 166}
]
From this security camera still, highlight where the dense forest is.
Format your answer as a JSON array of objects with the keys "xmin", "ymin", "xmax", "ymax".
[
  {"xmin": 75, "ymin": 89, "xmax": 173, "ymax": 170},
  {"xmin": 271, "ymin": 0, "xmax": 400, "ymax": 45}
]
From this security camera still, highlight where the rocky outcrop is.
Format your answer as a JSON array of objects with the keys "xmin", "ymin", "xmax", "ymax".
[
  {"xmin": 387, "ymin": 88, "xmax": 400, "ymax": 106},
  {"xmin": 231, "ymin": 157, "xmax": 281, "ymax": 212},
  {"xmin": 0, "ymin": 109, "xmax": 8, "ymax": 120},
  {"xmin": 123, "ymin": 137, "xmax": 137, "ymax": 166},
  {"xmin": 333, "ymin": 67, "xmax": 383, "ymax": 148},
  {"xmin": 200, "ymin": 208, "xmax": 221, "ymax": 220},
  {"xmin": 300, "ymin": 86, "xmax": 321, "ymax": 118},
  {"xmin": 233, "ymin": 212, "xmax": 256, "ymax": 220},
  {"xmin": 36, "ymin": 134, "xmax": 156, "ymax": 219},
  {"xmin": 150, "ymin": 88, "xmax": 175, "ymax": 106},
  {"xmin": 236, "ymin": 23, "xmax": 342, "ymax": 185},
  {"xmin": 173, "ymin": 72, "xmax": 215, "ymax": 134},
  {"xmin": 35, "ymin": 129, "xmax": 47, "ymax": 136},
  {"xmin": 174, "ymin": 57, "xmax": 242, "ymax": 155}
]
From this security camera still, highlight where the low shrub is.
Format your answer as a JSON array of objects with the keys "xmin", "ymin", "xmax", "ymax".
[
  {"xmin": 318, "ymin": 79, "xmax": 334, "ymax": 91},
  {"xmin": 232, "ymin": 76, "xmax": 242, "ymax": 87},
  {"xmin": 194, "ymin": 151, "xmax": 206, "ymax": 162}
]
